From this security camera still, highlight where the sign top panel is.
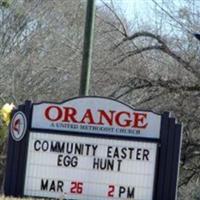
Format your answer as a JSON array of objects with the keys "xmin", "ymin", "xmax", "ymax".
[{"xmin": 31, "ymin": 97, "xmax": 161, "ymax": 139}]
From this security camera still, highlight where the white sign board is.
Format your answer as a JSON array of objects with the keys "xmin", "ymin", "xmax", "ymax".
[
  {"xmin": 24, "ymin": 132, "xmax": 158, "ymax": 200},
  {"xmin": 31, "ymin": 98, "xmax": 161, "ymax": 139}
]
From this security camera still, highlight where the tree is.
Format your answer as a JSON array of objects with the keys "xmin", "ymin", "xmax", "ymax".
[
  {"xmin": 0, "ymin": 0, "xmax": 87, "ymax": 104},
  {"xmin": 0, "ymin": 0, "xmax": 199, "ymax": 199},
  {"xmin": 93, "ymin": 1, "xmax": 200, "ymax": 199},
  {"xmin": 0, "ymin": 0, "xmax": 87, "ymax": 191}
]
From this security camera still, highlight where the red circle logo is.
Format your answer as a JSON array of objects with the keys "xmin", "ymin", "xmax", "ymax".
[{"xmin": 10, "ymin": 112, "xmax": 27, "ymax": 141}]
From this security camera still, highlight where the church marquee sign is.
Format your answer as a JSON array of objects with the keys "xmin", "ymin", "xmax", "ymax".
[{"xmin": 4, "ymin": 97, "xmax": 182, "ymax": 200}]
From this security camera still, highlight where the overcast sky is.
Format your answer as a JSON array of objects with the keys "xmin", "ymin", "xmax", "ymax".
[
  {"xmin": 96, "ymin": 0, "xmax": 194, "ymax": 22},
  {"xmin": 96, "ymin": 0, "xmax": 200, "ymax": 35},
  {"xmin": 97, "ymin": 0, "xmax": 153, "ymax": 21}
]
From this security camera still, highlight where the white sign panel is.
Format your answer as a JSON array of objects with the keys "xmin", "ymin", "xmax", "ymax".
[
  {"xmin": 24, "ymin": 132, "xmax": 158, "ymax": 200},
  {"xmin": 31, "ymin": 97, "xmax": 161, "ymax": 139}
]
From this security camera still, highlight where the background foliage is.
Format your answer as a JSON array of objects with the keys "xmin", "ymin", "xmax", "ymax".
[
  {"xmin": 0, "ymin": 0, "xmax": 199, "ymax": 199},
  {"xmin": 0, "ymin": 111, "xmax": 8, "ymax": 192}
]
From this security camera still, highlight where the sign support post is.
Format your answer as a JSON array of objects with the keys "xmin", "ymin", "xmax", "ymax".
[{"xmin": 79, "ymin": 0, "xmax": 96, "ymax": 96}]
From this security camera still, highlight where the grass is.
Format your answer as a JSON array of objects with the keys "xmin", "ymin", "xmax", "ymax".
[
  {"xmin": 0, "ymin": 196, "xmax": 44, "ymax": 200},
  {"xmin": 0, "ymin": 197, "xmax": 30, "ymax": 200}
]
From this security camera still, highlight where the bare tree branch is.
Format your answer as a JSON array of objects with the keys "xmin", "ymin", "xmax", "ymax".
[
  {"xmin": 113, "ymin": 31, "xmax": 200, "ymax": 79},
  {"xmin": 100, "ymin": 0, "xmax": 127, "ymax": 37}
]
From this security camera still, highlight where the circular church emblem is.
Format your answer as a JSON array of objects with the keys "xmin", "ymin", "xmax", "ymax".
[{"xmin": 10, "ymin": 112, "xmax": 27, "ymax": 141}]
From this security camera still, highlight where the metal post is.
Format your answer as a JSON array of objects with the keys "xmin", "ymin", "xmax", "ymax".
[{"xmin": 79, "ymin": 0, "xmax": 96, "ymax": 96}]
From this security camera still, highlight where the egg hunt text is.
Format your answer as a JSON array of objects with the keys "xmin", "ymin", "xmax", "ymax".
[{"xmin": 34, "ymin": 140, "xmax": 150, "ymax": 171}]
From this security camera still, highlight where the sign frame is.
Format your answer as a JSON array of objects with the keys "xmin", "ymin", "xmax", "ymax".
[{"xmin": 4, "ymin": 97, "xmax": 182, "ymax": 200}]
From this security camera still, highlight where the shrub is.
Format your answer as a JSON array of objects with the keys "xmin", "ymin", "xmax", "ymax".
[{"xmin": 0, "ymin": 103, "xmax": 15, "ymax": 192}]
